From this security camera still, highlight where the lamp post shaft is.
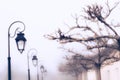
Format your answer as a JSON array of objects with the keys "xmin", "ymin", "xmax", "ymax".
[
  {"xmin": 8, "ymin": 33, "xmax": 11, "ymax": 80},
  {"xmin": 37, "ymin": 66, "xmax": 39, "ymax": 80},
  {"xmin": 8, "ymin": 57, "xmax": 11, "ymax": 80},
  {"xmin": 27, "ymin": 51, "xmax": 31, "ymax": 80},
  {"xmin": 28, "ymin": 69, "xmax": 31, "ymax": 80},
  {"xmin": 41, "ymin": 73, "xmax": 43, "ymax": 80}
]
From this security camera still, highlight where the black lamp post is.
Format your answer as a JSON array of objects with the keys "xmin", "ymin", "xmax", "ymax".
[
  {"xmin": 8, "ymin": 21, "xmax": 27, "ymax": 80},
  {"xmin": 27, "ymin": 48, "xmax": 37, "ymax": 80},
  {"xmin": 15, "ymin": 32, "xmax": 26, "ymax": 53},
  {"xmin": 40, "ymin": 65, "xmax": 47, "ymax": 80},
  {"xmin": 32, "ymin": 55, "xmax": 39, "ymax": 80}
]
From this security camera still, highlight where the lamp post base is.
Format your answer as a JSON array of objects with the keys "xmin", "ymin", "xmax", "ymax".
[{"xmin": 8, "ymin": 57, "xmax": 11, "ymax": 80}]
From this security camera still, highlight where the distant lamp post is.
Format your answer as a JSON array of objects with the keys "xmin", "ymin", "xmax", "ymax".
[
  {"xmin": 32, "ymin": 55, "xmax": 38, "ymax": 67},
  {"xmin": 32, "ymin": 55, "xmax": 39, "ymax": 80},
  {"xmin": 8, "ymin": 21, "xmax": 27, "ymax": 80},
  {"xmin": 27, "ymin": 48, "xmax": 37, "ymax": 80},
  {"xmin": 40, "ymin": 65, "xmax": 47, "ymax": 80}
]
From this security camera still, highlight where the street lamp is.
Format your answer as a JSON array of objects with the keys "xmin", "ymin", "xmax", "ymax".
[
  {"xmin": 27, "ymin": 48, "xmax": 37, "ymax": 80},
  {"xmin": 8, "ymin": 21, "xmax": 27, "ymax": 80},
  {"xmin": 15, "ymin": 32, "xmax": 26, "ymax": 53},
  {"xmin": 40, "ymin": 65, "xmax": 47, "ymax": 80},
  {"xmin": 32, "ymin": 55, "xmax": 38, "ymax": 67},
  {"xmin": 32, "ymin": 54, "xmax": 39, "ymax": 80}
]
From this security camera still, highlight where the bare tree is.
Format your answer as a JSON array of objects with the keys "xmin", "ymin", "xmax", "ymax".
[
  {"xmin": 45, "ymin": 1, "xmax": 120, "ymax": 80},
  {"xmin": 60, "ymin": 47, "xmax": 120, "ymax": 80},
  {"xmin": 59, "ymin": 54, "xmax": 90, "ymax": 80},
  {"xmin": 59, "ymin": 60, "xmax": 82, "ymax": 80},
  {"xmin": 45, "ymin": 1, "xmax": 120, "ymax": 50},
  {"xmin": 87, "ymin": 48, "xmax": 120, "ymax": 80}
]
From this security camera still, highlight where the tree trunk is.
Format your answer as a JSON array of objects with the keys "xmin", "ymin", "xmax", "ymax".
[
  {"xmin": 76, "ymin": 73, "xmax": 82, "ymax": 80},
  {"xmin": 76, "ymin": 76, "xmax": 79, "ymax": 80},
  {"xmin": 95, "ymin": 68, "xmax": 101, "ymax": 80},
  {"xmin": 82, "ymin": 70, "xmax": 88, "ymax": 80},
  {"xmin": 79, "ymin": 73, "xmax": 82, "ymax": 80},
  {"xmin": 75, "ymin": 74, "xmax": 79, "ymax": 80}
]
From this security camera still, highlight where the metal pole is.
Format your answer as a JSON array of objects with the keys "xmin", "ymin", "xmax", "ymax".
[
  {"xmin": 37, "ymin": 64, "xmax": 39, "ymax": 80},
  {"xmin": 8, "ymin": 29, "xmax": 11, "ymax": 80},
  {"xmin": 41, "ymin": 72, "xmax": 43, "ymax": 80},
  {"xmin": 28, "ymin": 48, "xmax": 38, "ymax": 80},
  {"xmin": 28, "ymin": 69, "xmax": 30, "ymax": 80},
  {"xmin": 31, "ymin": 49, "xmax": 38, "ymax": 80},
  {"xmin": 40, "ymin": 65, "xmax": 45, "ymax": 80},
  {"xmin": 7, "ymin": 21, "xmax": 26, "ymax": 80},
  {"xmin": 27, "ymin": 52, "xmax": 30, "ymax": 80}
]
